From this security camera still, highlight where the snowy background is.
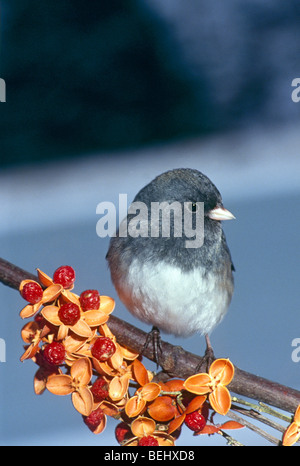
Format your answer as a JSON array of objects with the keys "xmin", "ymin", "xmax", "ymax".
[{"xmin": 1, "ymin": 0, "xmax": 300, "ymax": 447}]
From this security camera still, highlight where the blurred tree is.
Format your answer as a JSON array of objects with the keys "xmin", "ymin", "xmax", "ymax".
[{"xmin": 0, "ymin": 0, "xmax": 213, "ymax": 166}]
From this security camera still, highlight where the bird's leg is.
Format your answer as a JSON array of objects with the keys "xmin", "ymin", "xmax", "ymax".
[
  {"xmin": 195, "ymin": 334, "xmax": 215, "ymax": 373},
  {"xmin": 142, "ymin": 326, "xmax": 162, "ymax": 368},
  {"xmin": 204, "ymin": 333, "xmax": 215, "ymax": 366}
]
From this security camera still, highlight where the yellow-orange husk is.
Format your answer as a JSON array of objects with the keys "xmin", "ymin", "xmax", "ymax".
[
  {"xmin": 168, "ymin": 413, "xmax": 186, "ymax": 435},
  {"xmin": 132, "ymin": 358, "xmax": 149, "ymax": 386},
  {"xmin": 46, "ymin": 374, "xmax": 73, "ymax": 395},
  {"xmin": 70, "ymin": 357, "xmax": 92, "ymax": 386},
  {"xmin": 160, "ymin": 379, "xmax": 185, "ymax": 394},
  {"xmin": 138, "ymin": 382, "xmax": 161, "ymax": 402},
  {"xmin": 185, "ymin": 395, "xmax": 207, "ymax": 414},
  {"xmin": 147, "ymin": 395, "xmax": 178, "ymax": 422},
  {"xmin": 131, "ymin": 416, "xmax": 156, "ymax": 437},
  {"xmin": 125, "ymin": 395, "xmax": 146, "ymax": 418},
  {"xmin": 72, "ymin": 387, "xmax": 94, "ymax": 416},
  {"xmin": 209, "ymin": 385, "xmax": 231, "ymax": 416},
  {"xmin": 183, "ymin": 373, "xmax": 212, "ymax": 395},
  {"xmin": 294, "ymin": 404, "xmax": 300, "ymax": 424},
  {"xmin": 209, "ymin": 358, "xmax": 234, "ymax": 385},
  {"xmin": 108, "ymin": 373, "xmax": 130, "ymax": 401},
  {"xmin": 282, "ymin": 422, "xmax": 300, "ymax": 446},
  {"xmin": 99, "ymin": 296, "xmax": 115, "ymax": 314},
  {"xmin": 119, "ymin": 345, "xmax": 140, "ymax": 361}
]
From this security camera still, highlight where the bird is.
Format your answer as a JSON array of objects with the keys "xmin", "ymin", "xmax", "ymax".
[{"xmin": 106, "ymin": 168, "xmax": 235, "ymax": 367}]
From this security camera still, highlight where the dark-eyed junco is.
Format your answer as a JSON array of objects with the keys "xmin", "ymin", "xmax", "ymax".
[{"xmin": 106, "ymin": 168, "xmax": 235, "ymax": 363}]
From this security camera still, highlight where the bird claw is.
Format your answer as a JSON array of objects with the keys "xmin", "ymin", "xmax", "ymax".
[
  {"xmin": 142, "ymin": 326, "xmax": 162, "ymax": 368},
  {"xmin": 195, "ymin": 334, "xmax": 215, "ymax": 373}
]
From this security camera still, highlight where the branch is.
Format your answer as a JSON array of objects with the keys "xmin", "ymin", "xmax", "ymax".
[
  {"xmin": 0, "ymin": 258, "xmax": 38, "ymax": 288},
  {"xmin": 1, "ymin": 257, "xmax": 300, "ymax": 417},
  {"xmin": 226, "ymin": 409, "xmax": 280, "ymax": 446}
]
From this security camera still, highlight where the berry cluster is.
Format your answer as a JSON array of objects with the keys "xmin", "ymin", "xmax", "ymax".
[{"xmin": 19, "ymin": 266, "xmax": 241, "ymax": 446}]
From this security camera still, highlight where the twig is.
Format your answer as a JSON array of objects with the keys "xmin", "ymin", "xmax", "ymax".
[
  {"xmin": 227, "ymin": 410, "xmax": 281, "ymax": 446},
  {"xmin": 0, "ymin": 258, "xmax": 38, "ymax": 289},
  {"xmin": 231, "ymin": 404, "xmax": 286, "ymax": 435},
  {"xmin": 218, "ymin": 430, "xmax": 244, "ymax": 446},
  {"xmin": 231, "ymin": 396, "xmax": 292, "ymax": 423}
]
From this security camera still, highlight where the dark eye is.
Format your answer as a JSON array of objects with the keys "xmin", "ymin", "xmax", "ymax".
[{"xmin": 187, "ymin": 202, "xmax": 199, "ymax": 213}]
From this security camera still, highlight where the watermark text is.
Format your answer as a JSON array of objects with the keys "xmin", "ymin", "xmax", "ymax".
[
  {"xmin": 0, "ymin": 78, "xmax": 6, "ymax": 102},
  {"xmin": 291, "ymin": 78, "xmax": 300, "ymax": 103},
  {"xmin": 0, "ymin": 338, "xmax": 6, "ymax": 362},
  {"xmin": 291, "ymin": 338, "xmax": 300, "ymax": 362},
  {"xmin": 96, "ymin": 194, "xmax": 204, "ymax": 248}
]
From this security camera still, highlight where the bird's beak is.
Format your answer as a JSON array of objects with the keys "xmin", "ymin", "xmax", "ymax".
[{"xmin": 208, "ymin": 205, "xmax": 235, "ymax": 221}]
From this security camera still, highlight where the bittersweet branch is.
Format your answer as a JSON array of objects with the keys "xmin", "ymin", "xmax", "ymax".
[{"xmin": 1, "ymin": 256, "xmax": 300, "ymax": 436}]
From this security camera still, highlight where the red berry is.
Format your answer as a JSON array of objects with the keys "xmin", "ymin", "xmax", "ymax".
[
  {"xmin": 184, "ymin": 410, "xmax": 206, "ymax": 432},
  {"xmin": 91, "ymin": 377, "xmax": 109, "ymax": 401},
  {"xmin": 58, "ymin": 302, "xmax": 81, "ymax": 326},
  {"xmin": 21, "ymin": 281, "xmax": 43, "ymax": 304},
  {"xmin": 53, "ymin": 265, "xmax": 75, "ymax": 288},
  {"xmin": 80, "ymin": 289, "xmax": 100, "ymax": 311},
  {"xmin": 43, "ymin": 341, "xmax": 65, "ymax": 366},
  {"xmin": 34, "ymin": 313, "xmax": 48, "ymax": 329},
  {"xmin": 84, "ymin": 407, "xmax": 104, "ymax": 431},
  {"xmin": 91, "ymin": 337, "xmax": 116, "ymax": 361},
  {"xmin": 138, "ymin": 436, "xmax": 159, "ymax": 446},
  {"xmin": 115, "ymin": 422, "xmax": 132, "ymax": 445}
]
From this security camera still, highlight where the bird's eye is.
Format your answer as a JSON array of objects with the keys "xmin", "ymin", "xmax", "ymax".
[{"xmin": 187, "ymin": 202, "xmax": 199, "ymax": 213}]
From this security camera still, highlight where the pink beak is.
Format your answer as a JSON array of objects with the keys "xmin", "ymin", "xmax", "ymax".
[{"xmin": 208, "ymin": 205, "xmax": 235, "ymax": 221}]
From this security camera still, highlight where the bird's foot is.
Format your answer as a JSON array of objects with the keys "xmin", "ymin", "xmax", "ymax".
[
  {"xmin": 142, "ymin": 326, "xmax": 162, "ymax": 368},
  {"xmin": 195, "ymin": 334, "xmax": 215, "ymax": 373}
]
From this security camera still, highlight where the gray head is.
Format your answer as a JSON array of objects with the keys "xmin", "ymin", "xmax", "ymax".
[
  {"xmin": 107, "ymin": 168, "xmax": 235, "ymax": 272},
  {"xmin": 134, "ymin": 168, "xmax": 223, "ymax": 215}
]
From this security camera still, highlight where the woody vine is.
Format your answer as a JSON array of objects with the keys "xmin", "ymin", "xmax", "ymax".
[{"xmin": 0, "ymin": 257, "xmax": 299, "ymax": 446}]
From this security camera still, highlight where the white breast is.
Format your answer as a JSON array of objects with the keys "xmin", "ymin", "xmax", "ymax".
[{"xmin": 113, "ymin": 258, "xmax": 232, "ymax": 337}]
